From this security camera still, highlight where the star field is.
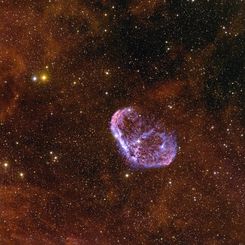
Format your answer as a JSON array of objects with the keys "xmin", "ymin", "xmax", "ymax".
[{"xmin": 0, "ymin": 0, "xmax": 244, "ymax": 244}]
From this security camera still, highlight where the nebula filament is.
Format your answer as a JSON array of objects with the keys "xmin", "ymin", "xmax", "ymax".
[{"xmin": 110, "ymin": 107, "xmax": 177, "ymax": 169}]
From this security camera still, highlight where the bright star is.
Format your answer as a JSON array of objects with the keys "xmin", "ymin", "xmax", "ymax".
[
  {"xmin": 41, "ymin": 74, "xmax": 48, "ymax": 81},
  {"xmin": 32, "ymin": 75, "xmax": 37, "ymax": 82}
]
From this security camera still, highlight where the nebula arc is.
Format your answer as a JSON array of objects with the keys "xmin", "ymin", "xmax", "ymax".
[{"xmin": 110, "ymin": 107, "xmax": 177, "ymax": 169}]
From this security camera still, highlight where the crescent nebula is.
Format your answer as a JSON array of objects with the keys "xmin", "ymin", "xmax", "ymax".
[{"xmin": 110, "ymin": 107, "xmax": 177, "ymax": 169}]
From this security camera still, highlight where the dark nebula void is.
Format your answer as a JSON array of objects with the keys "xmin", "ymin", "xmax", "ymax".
[{"xmin": 110, "ymin": 107, "xmax": 177, "ymax": 169}]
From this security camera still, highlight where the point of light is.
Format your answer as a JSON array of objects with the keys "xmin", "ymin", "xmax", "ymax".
[
  {"xmin": 41, "ymin": 74, "xmax": 48, "ymax": 81},
  {"xmin": 105, "ymin": 70, "xmax": 110, "ymax": 75},
  {"xmin": 19, "ymin": 172, "xmax": 25, "ymax": 178},
  {"xmin": 32, "ymin": 76, "xmax": 37, "ymax": 82}
]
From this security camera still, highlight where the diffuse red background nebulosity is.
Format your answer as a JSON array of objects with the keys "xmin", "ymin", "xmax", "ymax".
[{"xmin": 0, "ymin": 0, "xmax": 244, "ymax": 244}]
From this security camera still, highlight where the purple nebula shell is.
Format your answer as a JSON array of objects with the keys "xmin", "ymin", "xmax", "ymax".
[{"xmin": 110, "ymin": 107, "xmax": 177, "ymax": 169}]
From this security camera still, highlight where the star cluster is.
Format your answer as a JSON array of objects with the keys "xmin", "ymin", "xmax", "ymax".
[{"xmin": 0, "ymin": 0, "xmax": 244, "ymax": 244}]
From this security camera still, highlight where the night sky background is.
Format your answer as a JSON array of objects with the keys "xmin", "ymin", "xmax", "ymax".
[{"xmin": 0, "ymin": 0, "xmax": 244, "ymax": 244}]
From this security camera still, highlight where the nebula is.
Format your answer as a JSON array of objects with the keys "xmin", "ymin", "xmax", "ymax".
[
  {"xmin": 110, "ymin": 107, "xmax": 177, "ymax": 169},
  {"xmin": 0, "ymin": 1, "xmax": 243, "ymax": 243}
]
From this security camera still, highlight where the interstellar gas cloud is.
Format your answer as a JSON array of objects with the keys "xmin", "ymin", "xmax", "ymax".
[{"xmin": 110, "ymin": 107, "xmax": 177, "ymax": 169}]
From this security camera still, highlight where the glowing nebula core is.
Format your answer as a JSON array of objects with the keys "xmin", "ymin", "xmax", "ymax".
[{"xmin": 110, "ymin": 107, "xmax": 177, "ymax": 169}]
